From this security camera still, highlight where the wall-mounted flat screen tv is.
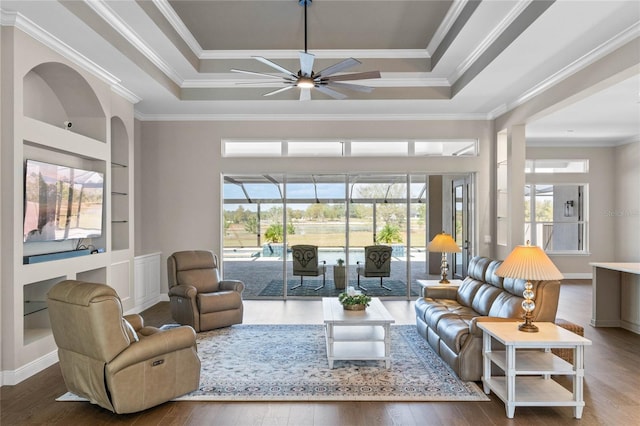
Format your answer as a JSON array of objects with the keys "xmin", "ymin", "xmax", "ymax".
[{"xmin": 23, "ymin": 159, "xmax": 104, "ymax": 242}]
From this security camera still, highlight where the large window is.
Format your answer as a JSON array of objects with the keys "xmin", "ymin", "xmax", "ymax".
[{"xmin": 524, "ymin": 184, "xmax": 587, "ymax": 253}]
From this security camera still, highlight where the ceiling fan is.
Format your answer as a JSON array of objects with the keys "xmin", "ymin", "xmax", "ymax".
[{"xmin": 231, "ymin": 0, "xmax": 381, "ymax": 101}]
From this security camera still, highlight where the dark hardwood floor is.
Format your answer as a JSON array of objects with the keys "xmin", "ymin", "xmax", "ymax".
[{"xmin": 2, "ymin": 280, "xmax": 639, "ymax": 425}]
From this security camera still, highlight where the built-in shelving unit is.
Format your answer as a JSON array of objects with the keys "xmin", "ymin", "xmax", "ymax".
[{"xmin": 1, "ymin": 32, "xmax": 135, "ymax": 385}]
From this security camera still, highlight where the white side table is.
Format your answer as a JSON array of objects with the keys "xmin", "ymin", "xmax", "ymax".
[
  {"xmin": 478, "ymin": 322, "xmax": 592, "ymax": 419},
  {"xmin": 416, "ymin": 279, "xmax": 462, "ymax": 297}
]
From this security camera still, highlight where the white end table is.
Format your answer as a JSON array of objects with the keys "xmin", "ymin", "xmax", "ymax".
[
  {"xmin": 478, "ymin": 321, "xmax": 592, "ymax": 419},
  {"xmin": 322, "ymin": 297, "xmax": 395, "ymax": 369}
]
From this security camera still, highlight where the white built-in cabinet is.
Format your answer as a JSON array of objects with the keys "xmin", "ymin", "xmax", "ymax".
[
  {"xmin": 1, "ymin": 32, "xmax": 136, "ymax": 385},
  {"xmin": 134, "ymin": 252, "xmax": 162, "ymax": 312}
]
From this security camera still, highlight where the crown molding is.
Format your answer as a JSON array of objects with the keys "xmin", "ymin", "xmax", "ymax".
[
  {"xmin": 181, "ymin": 75, "xmax": 449, "ymax": 89},
  {"xmin": 449, "ymin": 0, "xmax": 533, "ymax": 85},
  {"xmin": 1, "ymin": 9, "xmax": 141, "ymax": 105},
  {"xmin": 527, "ymin": 134, "xmax": 640, "ymax": 148},
  {"xmin": 134, "ymin": 111, "xmax": 488, "ymax": 122},
  {"xmin": 200, "ymin": 49, "xmax": 429, "ymax": 60},
  {"xmin": 152, "ymin": 0, "xmax": 203, "ymax": 56},
  {"xmin": 489, "ymin": 21, "xmax": 640, "ymax": 120},
  {"xmin": 84, "ymin": 0, "xmax": 183, "ymax": 86},
  {"xmin": 426, "ymin": 0, "xmax": 470, "ymax": 57}
]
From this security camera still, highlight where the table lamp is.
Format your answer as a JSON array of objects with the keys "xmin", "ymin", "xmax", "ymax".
[
  {"xmin": 495, "ymin": 241, "xmax": 563, "ymax": 332},
  {"xmin": 427, "ymin": 232, "xmax": 461, "ymax": 284}
]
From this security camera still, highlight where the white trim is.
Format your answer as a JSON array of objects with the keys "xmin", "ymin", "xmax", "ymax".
[
  {"xmin": 527, "ymin": 136, "xmax": 640, "ymax": 148},
  {"xmin": 560, "ymin": 273, "xmax": 592, "ymax": 280},
  {"xmin": 152, "ymin": 0, "xmax": 203, "ymax": 56},
  {"xmin": 490, "ymin": 22, "xmax": 640, "ymax": 120},
  {"xmin": 84, "ymin": 0, "xmax": 183, "ymax": 86},
  {"xmin": 134, "ymin": 111, "xmax": 488, "ymax": 122},
  {"xmin": 426, "ymin": 0, "xmax": 469, "ymax": 57},
  {"xmin": 1, "ymin": 350, "xmax": 58, "ymax": 386},
  {"xmin": 1, "ymin": 9, "xmax": 142, "ymax": 105},
  {"xmin": 449, "ymin": 0, "xmax": 533, "ymax": 85},
  {"xmin": 201, "ymin": 49, "xmax": 429, "ymax": 60},
  {"xmin": 182, "ymin": 75, "xmax": 449, "ymax": 88}
]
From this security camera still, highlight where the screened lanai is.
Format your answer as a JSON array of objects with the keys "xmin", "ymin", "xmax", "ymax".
[{"xmin": 222, "ymin": 172, "xmax": 473, "ymax": 299}]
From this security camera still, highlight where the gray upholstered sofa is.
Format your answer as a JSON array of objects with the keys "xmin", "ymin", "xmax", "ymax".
[{"xmin": 415, "ymin": 256, "xmax": 561, "ymax": 381}]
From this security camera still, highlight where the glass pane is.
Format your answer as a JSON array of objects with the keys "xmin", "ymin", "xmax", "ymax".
[
  {"xmin": 351, "ymin": 141, "xmax": 408, "ymax": 156},
  {"xmin": 414, "ymin": 140, "xmax": 477, "ymax": 156},
  {"xmin": 224, "ymin": 141, "xmax": 281, "ymax": 157},
  {"xmin": 288, "ymin": 141, "xmax": 344, "ymax": 157},
  {"xmin": 531, "ymin": 159, "xmax": 589, "ymax": 173}
]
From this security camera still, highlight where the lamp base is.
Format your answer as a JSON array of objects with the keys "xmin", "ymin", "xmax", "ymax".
[
  {"xmin": 439, "ymin": 276, "xmax": 450, "ymax": 284},
  {"xmin": 518, "ymin": 322, "xmax": 539, "ymax": 332}
]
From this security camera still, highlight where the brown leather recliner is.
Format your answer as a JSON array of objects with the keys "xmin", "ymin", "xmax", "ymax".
[
  {"xmin": 167, "ymin": 250, "xmax": 244, "ymax": 332},
  {"xmin": 47, "ymin": 280, "xmax": 200, "ymax": 414}
]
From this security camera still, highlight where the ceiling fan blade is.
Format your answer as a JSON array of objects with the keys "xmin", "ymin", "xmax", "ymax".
[
  {"xmin": 263, "ymin": 86, "xmax": 295, "ymax": 97},
  {"xmin": 315, "ymin": 85, "xmax": 348, "ymax": 100},
  {"xmin": 316, "ymin": 58, "xmax": 361, "ymax": 77},
  {"xmin": 325, "ymin": 70, "xmax": 381, "ymax": 82},
  {"xmin": 299, "ymin": 88, "xmax": 311, "ymax": 101},
  {"xmin": 299, "ymin": 52, "xmax": 315, "ymax": 77},
  {"xmin": 231, "ymin": 69, "xmax": 288, "ymax": 80},
  {"xmin": 253, "ymin": 56, "xmax": 297, "ymax": 78},
  {"xmin": 327, "ymin": 81, "xmax": 374, "ymax": 93}
]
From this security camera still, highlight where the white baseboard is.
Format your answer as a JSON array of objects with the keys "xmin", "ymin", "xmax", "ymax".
[
  {"xmin": 561, "ymin": 273, "xmax": 592, "ymax": 279},
  {"xmin": 1, "ymin": 350, "xmax": 58, "ymax": 386}
]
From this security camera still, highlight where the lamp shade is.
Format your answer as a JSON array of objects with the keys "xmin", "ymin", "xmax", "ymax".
[
  {"xmin": 495, "ymin": 243, "xmax": 563, "ymax": 281},
  {"xmin": 427, "ymin": 233, "xmax": 461, "ymax": 253}
]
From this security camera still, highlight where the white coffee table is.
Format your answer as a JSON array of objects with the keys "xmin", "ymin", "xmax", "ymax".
[
  {"xmin": 322, "ymin": 297, "xmax": 395, "ymax": 369},
  {"xmin": 478, "ymin": 321, "xmax": 592, "ymax": 419}
]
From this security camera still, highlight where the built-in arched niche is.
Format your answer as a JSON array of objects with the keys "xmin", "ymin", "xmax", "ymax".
[
  {"xmin": 111, "ymin": 116, "xmax": 130, "ymax": 251},
  {"xmin": 23, "ymin": 62, "xmax": 106, "ymax": 142}
]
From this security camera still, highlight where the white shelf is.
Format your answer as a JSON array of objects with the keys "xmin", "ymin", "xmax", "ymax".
[
  {"xmin": 330, "ymin": 341, "xmax": 386, "ymax": 360},
  {"xmin": 488, "ymin": 350, "xmax": 575, "ymax": 375},
  {"xmin": 484, "ymin": 376, "xmax": 578, "ymax": 405},
  {"xmin": 332, "ymin": 325, "xmax": 385, "ymax": 342}
]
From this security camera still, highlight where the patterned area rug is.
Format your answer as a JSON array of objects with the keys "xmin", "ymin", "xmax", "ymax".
[
  {"xmin": 184, "ymin": 324, "xmax": 486, "ymax": 401},
  {"xmin": 58, "ymin": 324, "xmax": 488, "ymax": 402},
  {"xmin": 259, "ymin": 279, "xmax": 418, "ymax": 297}
]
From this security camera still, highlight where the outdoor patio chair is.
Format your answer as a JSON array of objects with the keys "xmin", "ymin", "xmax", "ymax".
[
  {"xmin": 356, "ymin": 245, "xmax": 393, "ymax": 291},
  {"xmin": 291, "ymin": 244, "xmax": 327, "ymax": 291}
]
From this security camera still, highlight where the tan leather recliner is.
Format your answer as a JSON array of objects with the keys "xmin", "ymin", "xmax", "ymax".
[
  {"xmin": 47, "ymin": 280, "xmax": 200, "ymax": 414},
  {"xmin": 167, "ymin": 250, "xmax": 244, "ymax": 332}
]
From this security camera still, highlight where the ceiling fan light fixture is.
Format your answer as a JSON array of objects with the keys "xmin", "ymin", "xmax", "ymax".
[{"xmin": 297, "ymin": 77, "xmax": 315, "ymax": 89}]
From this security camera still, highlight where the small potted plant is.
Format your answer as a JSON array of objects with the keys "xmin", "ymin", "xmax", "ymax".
[
  {"xmin": 333, "ymin": 258, "xmax": 346, "ymax": 289},
  {"xmin": 338, "ymin": 286, "xmax": 372, "ymax": 311}
]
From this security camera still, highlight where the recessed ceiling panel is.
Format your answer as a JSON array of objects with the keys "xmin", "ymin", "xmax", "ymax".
[{"xmin": 168, "ymin": 0, "xmax": 452, "ymax": 50}]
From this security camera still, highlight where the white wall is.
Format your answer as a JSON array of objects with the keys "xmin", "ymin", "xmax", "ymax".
[
  {"xmin": 614, "ymin": 141, "xmax": 640, "ymax": 261},
  {"xmin": 526, "ymin": 145, "xmax": 630, "ymax": 275},
  {"xmin": 138, "ymin": 119, "xmax": 495, "ymax": 292}
]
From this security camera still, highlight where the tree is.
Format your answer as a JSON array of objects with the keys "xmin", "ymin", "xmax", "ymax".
[{"xmin": 377, "ymin": 223, "xmax": 403, "ymax": 244}]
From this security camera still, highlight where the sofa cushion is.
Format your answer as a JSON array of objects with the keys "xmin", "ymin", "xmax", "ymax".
[
  {"xmin": 488, "ymin": 292, "xmax": 524, "ymax": 318},
  {"xmin": 466, "ymin": 256, "xmax": 491, "ymax": 281},
  {"xmin": 456, "ymin": 278, "xmax": 483, "ymax": 307},
  {"xmin": 436, "ymin": 316, "xmax": 472, "ymax": 353},
  {"xmin": 470, "ymin": 283, "xmax": 502, "ymax": 316},
  {"xmin": 484, "ymin": 260, "xmax": 504, "ymax": 288}
]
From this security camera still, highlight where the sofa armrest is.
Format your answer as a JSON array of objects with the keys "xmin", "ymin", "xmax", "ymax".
[
  {"xmin": 219, "ymin": 280, "xmax": 244, "ymax": 293},
  {"xmin": 168, "ymin": 284, "xmax": 197, "ymax": 299},
  {"xmin": 422, "ymin": 285, "xmax": 458, "ymax": 300},
  {"xmin": 469, "ymin": 316, "xmax": 520, "ymax": 336},
  {"xmin": 107, "ymin": 326, "xmax": 197, "ymax": 374}
]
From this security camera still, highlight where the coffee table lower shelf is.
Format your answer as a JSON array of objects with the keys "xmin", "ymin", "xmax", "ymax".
[{"xmin": 325, "ymin": 325, "xmax": 388, "ymax": 368}]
